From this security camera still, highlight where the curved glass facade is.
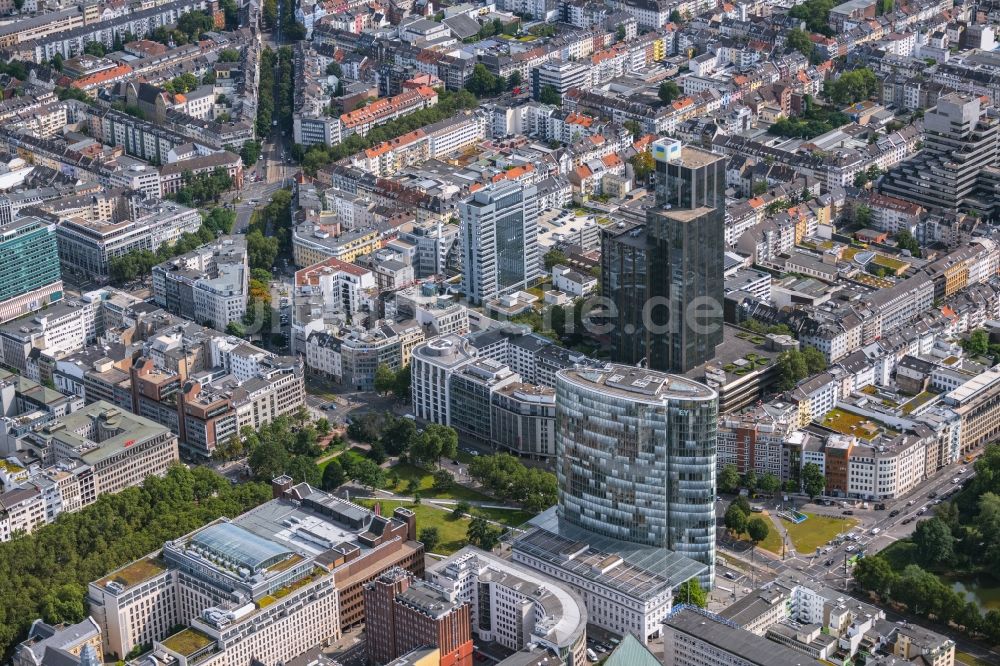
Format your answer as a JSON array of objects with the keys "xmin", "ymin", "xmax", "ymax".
[{"xmin": 556, "ymin": 366, "xmax": 718, "ymax": 584}]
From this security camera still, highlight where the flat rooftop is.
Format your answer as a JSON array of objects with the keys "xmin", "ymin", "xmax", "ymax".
[
  {"xmin": 666, "ymin": 608, "xmax": 825, "ymax": 665},
  {"xmin": 511, "ymin": 508, "xmax": 706, "ymax": 601},
  {"xmin": 558, "ymin": 363, "xmax": 716, "ymax": 402}
]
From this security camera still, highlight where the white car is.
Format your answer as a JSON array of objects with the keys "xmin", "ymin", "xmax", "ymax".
[
  {"xmin": 959, "ymin": 467, "xmax": 967, "ymax": 474},
  {"xmin": 952, "ymin": 477, "xmax": 961, "ymax": 484},
  {"xmin": 871, "ymin": 528, "xmax": 881, "ymax": 535},
  {"xmin": 845, "ymin": 545, "xmax": 856, "ymax": 553}
]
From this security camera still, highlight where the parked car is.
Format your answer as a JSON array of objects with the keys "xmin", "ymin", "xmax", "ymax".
[
  {"xmin": 889, "ymin": 509, "xmax": 900, "ymax": 517},
  {"xmin": 842, "ymin": 510, "xmax": 854, "ymax": 515}
]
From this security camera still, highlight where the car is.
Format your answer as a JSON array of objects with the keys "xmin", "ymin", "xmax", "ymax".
[
  {"xmin": 842, "ymin": 510, "xmax": 854, "ymax": 515},
  {"xmin": 845, "ymin": 545, "xmax": 856, "ymax": 553},
  {"xmin": 917, "ymin": 506, "xmax": 927, "ymax": 514},
  {"xmin": 907, "ymin": 499, "xmax": 916, "ymax": 506},
  {"xmin": 928, "ymin": 491, "xmax": 937, "ymax": 498},
  {"xmin": 724, "ymin": 571, "xmax": 736, "ymax": 580},
  {"xmin": 959, "ymin": 467, "xmax": 967, "ymax": 474},
  {"xmin": 952, "ymin": 477, "xmax": 961, "ymax": 483},
  {"xmin": 825, "ymin": 558, "xmax": 834, "ymax": 566},
  {"xmin": 889, "ymin": 509, "xmax": 900, "ymax": 517},
  {"xmin": 871, "ymin": 527, "xmax": 881, "ymax": 535},
  {"xmin": 934, "ymin": 499, "xmax": 942, "ymax": 505},
  {"xmin": 902, "ymin": 517, "xmax": 913, "ymax": 524}
]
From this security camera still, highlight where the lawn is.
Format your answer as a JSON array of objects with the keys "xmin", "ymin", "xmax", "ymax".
[
  {"xmin": 757, "ymin": 520, "xmax": 784, "ymax": 555},
  {"xmin": 783, "ymin": 512, "xmax": 858, "ymax": 554},
  {"xmin": 901, "ymin": 391, "xmax": 936, "ymax": 415},
  {"xmin": 356, "ymin": 499, "xmax": 471, "ymax": 555},
  {"xmin": 385, "ymin": 463, "xmax": 493, "ymax": 502},
  {"xmin": 470, "ymin": 505, "xmax": 535, "ymax": 528}
]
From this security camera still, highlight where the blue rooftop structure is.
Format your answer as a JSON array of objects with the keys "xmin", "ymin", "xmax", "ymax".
[{"xmin": 192, "ymin": 522, "xmax": 293, "ymax": 573}]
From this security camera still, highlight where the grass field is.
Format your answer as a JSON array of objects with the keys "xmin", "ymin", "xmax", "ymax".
[
  {"xmin": 356, "ymin": 499, "xmax": 471, "ymax": 555},
  {"xmin": 316, "ymin": 447, "xmax": 366, "ymax": 473},
  {"xmin": 469, "ymin": 505, "xmax": 535, "ymax": 528},
  {"xmin": 385, "ymin": 463, "xmax": 493, "ymax": 501},
  {"xmin": 784, "ymin": 512, "xmax": 858, "ymax": 553},
  {"xmin": 757, "ymin": 516, "xmax": 784, "ymax": 554}
]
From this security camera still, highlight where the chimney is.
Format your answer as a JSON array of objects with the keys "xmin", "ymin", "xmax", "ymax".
[{"xmin": 374, "ymin": 502, "xmax": 382, "ymax": 517}]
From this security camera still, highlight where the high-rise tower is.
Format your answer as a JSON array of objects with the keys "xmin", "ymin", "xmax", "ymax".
[
  {"xmin": 602, "ymin": 139, "xmax": 725, "ymax": 372},
  {"xmin": 459, "ymin": 181, "xmax": 540, "ymax": 305},
  {"xmin": 555, "ymin": 364, "xmax": 719, "ymax": 585}
]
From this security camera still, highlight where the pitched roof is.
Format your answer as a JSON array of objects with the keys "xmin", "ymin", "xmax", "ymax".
[{"xmin": 604, "ymin": 634, "xmax": 661, "ymax": 666}]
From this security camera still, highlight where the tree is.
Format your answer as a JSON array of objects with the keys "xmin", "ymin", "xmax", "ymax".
[
  {"xmin": 50, "ymin": 53, "xmax": 63, "ymax": 71},
  {"xmin": 218, "ymin": 48, "xmax": 241, "ymax": 63},
  {"xmin": 393, "ymin": 364, "xmax": 411, "ymax": 402},
  {"xmin": 658, "ymin": 80, "xmax": 681, "ymax": 105},
  {"xmin": 412, "ymin": 424, "xmax": 458, "ymax": 468},
  {"xmin": 508, "ymin": 71, "xmax": 522, "ymax": 89},
  {"xmin": 615, "ymin": 24, "xmax": 626, "ymax": 42},
  {"xmin": 241, "ymin": 140, "xmax": 261, "ymax": 166},
  {"xmin": 801, "ymin": 346, "xmax": 827, "ymax": 374},
  {"xmin": 854, "ymin": 555, "xmax": 898, "ymax": 599},
  {"xmin": 760, "ymin": 473, "xmax": 781, "ymax": 497},
  {"xmin": 674, "ymin": 579, "xmax": 707, "ymax": 608},
  {"xmin": 374, "ymin": 363, "xmax": 396, "ymax": 395},
  {"xmin": 467, "ymin": 516, "xmax": 502, "ymax": 551},
  {"xmin": 467, "ymin": 64, "xmax": 498, "ymax": 97},
  {"xmin": 321, "ymin": 458, "xmax": 345, "ymax": 490},
  {"xmin": 366, "ymin": 441, "xmax": 387, "ymax": 465},
  {"xmin": 776, "ymin": 349, "xmax": 809, "ymax": 390},
  {"xmin": 285, "ymin": 456, "xmax": 320, "ymax": 486},
  {"xmin": 913, "ymin": 517, "xmax": 956, "ymax": 568},
  {"xmin": 725, "ymin": 503, "xmax": 748, "ymax": 536},
  {"xmin": 733, "ymin": 495, "xmax": 751, "ymax": 515},
  {"xmin": 719, "ymin": 464, "xmax": 741, "ymax": 494},
  {"xmin": 248, "ymin": 440, "xmax": 289, "ymax": 480},
  {"xmin": 382, "ymin": 417, "xmax": 418, "ymax": 456},
  {"xmin": 629, "ymin": 151, "xmax": 654, "ymax": 182},
  {"xmin": 539, "ymin": 85, "xmax": 561, "ymax": 106},
  {"xmin": 452, "ymin": 500, "xmax": 471, "ymax": 519},
  {"xmin": 896, "ymin": 229, "xmax": 921, "ymax": 256},
  {"xmin": 83, "ymin": 41, "xmax": 105, "ymax": 57},
  {"xmin": 432, "ymin": 469, "xmax": 454, "ymax": 492},
  {"xmin": 623, "ymin": 119, "xmax": 643, "ymax": 138},
  {"xmin": 246, "ymin": 230, "xmax": 279, "ymax": 270},
  {"xmin": 419, "ymin": 526, "xmax": 440, "ymax": 552},
  {"xmin": 744, "ymin": 470, "xmax": 758, "ymax": 494},
  {"xmin": 801, "ymin": 462, "xmax": 826, "ymax": 499},
  {"xmin": 786, "ymin": 28, "xmax": 815, "ymax": 59},
  {"xmin": 351, "ymin": 458, "xmax": 386, "ymax": 489},
  {"xmin": 824, "ymin": 68, "xmax": 878, "ymax": 104},
  {"xmin": 543, "ymin": 249, "xmax": 568, "ymax": 270},
  {"xmin": 669, "ymin": 9, "xmax": 682, "ymax": 22},
  {"xmin": 747, "ymin": 517, "xmax": 770, "ymax": 548}
]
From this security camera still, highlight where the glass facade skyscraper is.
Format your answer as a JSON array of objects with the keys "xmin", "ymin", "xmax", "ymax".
[
  {"xmin": 0, "ymin": 216, "xmax": 63, "ymax": 323},
  {"xmin": 556, "ymin": 365, "xmax": 719, "ymax": 585},
  {"xmin": 459, "ymin": 181, "xmax": 540, "ymax": 305},
  {"xmin": 602, "ymin": 139, "xmax": 725, "ymax": 373}
]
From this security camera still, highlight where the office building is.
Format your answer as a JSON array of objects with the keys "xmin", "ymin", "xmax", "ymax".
[
  {"xmin": 556, "ymin": 364, "xmax": 718, "ymax": 584},
  {"xmin": 426, "ymin": 547, "xmax": 588, "ymax": 666},
  {"xmin": 459, "ymin": 181, "xmax": 541, "ymax": 305},
  {"xmin": 490, "ymin": 382, "xmax": 557, "ymax": 459},
  {"xmin": 880, "ymin": 93, "xmax": 1000, "ymax": 218},
  {"xmin": 662, "ymin": 607, "xmax": 825, "ymax": 666},
  {"xmin": 603, "ymin": 139, "xmax": 725, "ymax": 373},
  {"xmin": 410, "ymin": 334, "xmax": 478, "ymax": 425},
  {"xmin": 532, "ymin": 61, "xmax": 592, "ymax": 100},
  {"xmin": 151, "ymin": 237, "xmax": 249, "ymax": 331},
  {"xmin": 0, "ymin": 217, "xmax": 63, "ymax": 325},
  {"xmin": 510, "ymin": 508, "xmax": 705, "ymax": 643},
  {"xmin": 364, "ymin": 568, "xmax": 473, "ymax": 666},
  {"xmin": 88, "ymin": 479, "xmax": 424, "ymax": 662}
]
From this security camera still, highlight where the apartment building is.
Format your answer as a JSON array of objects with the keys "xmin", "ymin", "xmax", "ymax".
[
  {"xmin": 88, "ymin": 480, "xmax": 422, "ymax": 661},
  {"xmin": 293, "ymin": 257, "xmax": 376, "ymax": 321},
  {"xmin": 291, "ymin": 224, "xmax": 381, "ymax": 268},
  {"xmin": 427, "ymin": 547, "xmax": 588, "ymax": 666},
  {"xmin": 0, "ymin": 292, "xmax": 105, "ymax": 372},
  {"xmin": 338, "ymin": 87, "xmax": 439, "ymax": 140},
  {"xmin": 152, "ymin": 237, "xmax": 249, "ymax": 331}
]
